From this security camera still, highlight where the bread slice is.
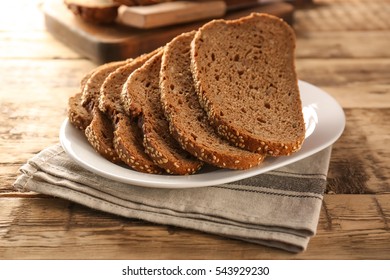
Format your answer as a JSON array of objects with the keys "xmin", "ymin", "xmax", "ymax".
[
  {"xmin": 68, "ymin": 58, "xmax": 129, "ymax": 134},
  {"xmin": 68, "ymin": 93, "xmax": 92, "ymax": 131},
  {"xmin": 160, "ymin": 31, "xmax": 265, "ymax": 169},
  {"xmin": 99, "ymin": 48, "xmax": 161, "ymax": 119},
  {"xmin": 96, "ymin": 51, "xmax": 164, "ymax": 173},
  {"xmin": 113, "ymin": 113, "xmax": 163, "ymax": 174},
  {"xmin": 68, "ymin": 65, "xmax": 102, "ymax": 131},
  {"xmin": 64, "ymin": 0, "xmax": 120, "ymax": 24},
  {"xmin": 85, "ymin": 107, "xmax": 122, "ymax": 163},
  {"xmin": 122, "ymin": 50, "xmax": 203, "ymax": 174},
  {"xmin": 82, "ymin": 60, "xmax": 128, "ymax": 109},
  {"xmin": 191, "ymin": 13, "xmax": 305, "ymax": 156},
  {"xmin": 80, "ymin": 60, "xmax": 129, "ymax": 165}
]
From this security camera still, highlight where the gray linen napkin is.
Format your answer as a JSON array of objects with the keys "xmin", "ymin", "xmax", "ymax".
[{"xmin": 13, "ymin": 143, "xmax": 331, "ymax": 253}]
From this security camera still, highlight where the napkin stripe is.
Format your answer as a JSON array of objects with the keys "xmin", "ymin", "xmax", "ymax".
[
  {"xmin": 213, "ymin": 185, "xmax": 323, "ymax": 200},
  {"xmin": 231, "ymin": 174, "xmax": 326, "ymax": 195},
  {"xmin": 268, "ymin": 170, "xmax": 328, "ymax": 179}
]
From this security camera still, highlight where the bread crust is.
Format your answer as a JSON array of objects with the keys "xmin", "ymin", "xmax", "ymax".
[
  {"xmin": 69, "ymin": 55, "xmax": 163, "ymax": 173},
  {"xmin": 82, "ymin": 60, "xmax": 128, "ymax": 109},
  {"xmin": 191, "ymin": 13, "xmax": 305, "ymax": 156},
  {"xmin": 80, "ymin": 60, "xmax": 127, "ymax": 164},
  {"xmin": 100, "ymin": 49, "xmax": 161, "ymax": 119},
  {"xmin": 67, "ymin": 13, "xmax": 306, "ymax": 176},
  {"xmin": 85, "ymin": 107, "xmax": 122, "ymax": 163},
  {"xmin": 113, "ymin": 113, "xmax": 163, "ymax": 174},
  {"xmin": 123, "ymin": 50, "xmax": 203, "ymax": 174},
  {"xmin": 96, "ymin": 51, "xmax": 163, "ymax": 173},
  {"xmin": 68, "ymin": 93, "xmax": 92, "ymax": 131},
  {"xmin": 160, "ymin": 31, "xmax": 265, "ymax": 169}
]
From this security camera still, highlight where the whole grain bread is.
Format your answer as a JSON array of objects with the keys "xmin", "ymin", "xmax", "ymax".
[
  {"xmin": 68, "ymin": 92, "xmax": 92, "ymax": 131},
  {"xmin": 81, "ymin": 60, "xmax": 129, "ymax": 164},
  {"xmin": 85, "ymin": 107, "xmax": 122, "ymax": 163},
  {"xmin": 64, "ymin": 0, "xmax": 120, "ymax": 24},
  {"xmin": 99, "ymin": 49, "xmax": 161, "ymax": 119},
  {"xmin": 160, "ymin": 31, "xmax": 266, "ymax": 169},
  {"xmin": 68, "ymin": 55, "xmax": 164, "ymax": 173},
  {"xmin": 122, "ymin": 50, "xmax": 203, "ymax": 174},
  {"xmin": 68, "ymin": 65, "xmax": 101, "ymax": 131},
  {"xmin": 113, "ymin": 113, "xmax": 163, "ymax": 174},
  {"xmin": 191, "ymin": 13, "xmax": 305, "ymax": 156},
  {"xmin": 82, "ymin": 60, "xmax": 128, "ymax": 109}
]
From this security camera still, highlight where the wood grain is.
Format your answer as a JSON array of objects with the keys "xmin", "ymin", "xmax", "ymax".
[
  {"xmin": 295, "ymin": 31, "xmax": 390, "ymax": 59},
  {"xmin": 0, "ymin": 195, "xmax": 389, "ymax": 259},
  {"xmin": 294, "ymin": 0, "xmax": 390, "ymax": 32}
]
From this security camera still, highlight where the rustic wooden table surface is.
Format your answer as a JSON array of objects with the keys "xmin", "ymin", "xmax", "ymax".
[{"xmin": 1, "ymin": 0, "xmax": 389, "ymax": 259}]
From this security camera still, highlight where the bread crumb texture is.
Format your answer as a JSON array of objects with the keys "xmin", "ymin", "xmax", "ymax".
[
  {"xmin": 67, "ymin": 13, "xmax": 305, "ymax": 175},
  {"xmin": 191, "ymin": 13, "xmax": 305, "ymax": 156}
]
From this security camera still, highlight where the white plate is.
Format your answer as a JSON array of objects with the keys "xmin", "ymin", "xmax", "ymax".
[{"xmin": 60, "ymin": 80, "xmax": 345, "ymax": 188}]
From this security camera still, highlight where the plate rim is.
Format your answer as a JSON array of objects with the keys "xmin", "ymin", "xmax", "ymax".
[{"xmin": 60, "ymin": 80, "xmax": 345, "ymax": 188}]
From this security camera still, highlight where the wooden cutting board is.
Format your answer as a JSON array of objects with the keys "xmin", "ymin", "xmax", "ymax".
[{"xmin": 44, "ymin": 0, "xmax": 294, "ymax": 64}]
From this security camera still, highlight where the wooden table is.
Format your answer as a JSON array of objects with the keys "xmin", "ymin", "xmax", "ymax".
[{"xmin": 1, "ymin": 0, "xmax": 389, "ymax": 259}]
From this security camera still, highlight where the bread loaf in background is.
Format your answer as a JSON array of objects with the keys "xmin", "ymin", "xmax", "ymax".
[
  {"xmin": 64, "ymin": 0, "xmax": 188, "ymax": 24},
  {"xmin": 64, "ymin": 0, "xmax": 120, "ymax": 24}
]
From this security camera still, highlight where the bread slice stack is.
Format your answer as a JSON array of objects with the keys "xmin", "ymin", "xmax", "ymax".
[{"xmin": 67, "ymin": 13, "xmax": 305, "ymax": 175}]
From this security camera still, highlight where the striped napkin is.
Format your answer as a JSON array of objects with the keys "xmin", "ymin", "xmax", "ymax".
[{"xmin": 14, "ymin": 143, "xmax": 331, "ymax": 253}]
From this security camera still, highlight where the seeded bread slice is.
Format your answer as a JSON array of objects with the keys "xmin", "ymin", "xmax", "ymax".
[
  {"xmin": 160, "ymin": 31, "xmax": 266, "ymax": 169},
  {"xmin": 85, "ymin": 107, "xmax": 122, "ymax": 163},
  {"xmin": 68, "ymin": 69, "xmax": 96, "ymax": 130},
  {"xmin": 69, "ymin": 60, "xmax": 127, "ymax": 131},
  {"xmin": 80, "ymin": 59, "xmax": 131, "ymax": 164},
  {"xmin": 95, "ymin": 51, "xmax": 163, "ymax": 173},
  {"xmin": 99, "ymin": 48, "xmax": 161, "ymax": 119},
  {"xmin": 122, "ymin": 50, "xmax": 203, "ymax": 175},
  {"xmin": 68, "ymin": 93, "xmax": 92, "ymax": 131},
  {"xmin": 113, "ymin": 113, "xmax": 163, "ymax": 174},
  {"xmin": 82, "ymin": 60, "xmax": 128, "ymax": 109},
  {"xmin": 191, "ymin": 13, "xmax": 305, "ymax": 156}
]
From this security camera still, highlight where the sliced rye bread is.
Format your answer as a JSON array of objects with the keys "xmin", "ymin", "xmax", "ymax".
[
  {"xmin": 68, "ymin": 54, "xmax": 161, "ymax": 172},
  {"xmin": 81, "ymin": 60, "xmax": 129, "ymax": 109},
  {"xmin": 113, "ymin": 113, "xmax": 163, "ymax": 174},
  {"xmin": 97, "ymin": 51, "xmax": 164, "ymax": 173},
  {"xmin": 68, "ymin": 69, "xmax": 96, "ymax": 131},
  {"xmin": 99, "ymin": 48, "xmax": 161, "ymax": 119},
  {"xmin": 68, "ymin": 60, "xmax": 126, "ymax": 131},
  {"xmin": 160, "ymin": 31, "xmax": 266, "ymax": 169},
  {"xmin": 82, "ymin": 60, "xmax": 130, "ymax": 164},
  {"xmin": 122, "ymin": 50, "xmax": 203, "ymax": 174},
  {"xmin": 85, "ymin": 107, "xmax": 122, "ymax": 163},
  {"xmin": 68, "ymin": 92, "xmax": 92, "ymax": 131},
  {"xmin": 191, "ymin": 13, "xmax": 305, "ymax": 156}
]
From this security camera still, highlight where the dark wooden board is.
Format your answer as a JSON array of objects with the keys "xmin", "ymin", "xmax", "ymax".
[{"xmin": 44, "ymin": 0, "xmax": 294, "ymax": 64}]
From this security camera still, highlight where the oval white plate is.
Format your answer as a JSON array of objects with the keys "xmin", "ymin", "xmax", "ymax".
[{"xmin": 60, "ymin": 80, "xmax": 345, "ymax": 188}]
